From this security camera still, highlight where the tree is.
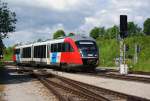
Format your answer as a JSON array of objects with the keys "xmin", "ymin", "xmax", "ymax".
[
  {"xmin": 90, "ymin": 27, "xmax": 100, "ymax": 39},
  {"xmin": 37, "ymin": 38, "xmax": 42, "ymax": 42},
  {"xmin": 0, "ymin": 1, "xmax": 17, "ymax": 56},
  {"xmin": 143, "ymin": 18, "xmax": 150, "ymax": 35},
  {"xmin": 0, "ymin": 1, "xmax": 17, "ymax": 39},
  {"xmin": 106, "ymin": 25, "xmax": 119, "ymax": 39},
  {"xmin": 127, "ymin": 22, "xmax": 141, "ymax": 36},
  {"xmin": 99, "ymin": 27, "xmax": 105, "ymax": 37},
  {"xmin": 90, "ymin": 27, "xmax": 105, "ymax": 39},
  {"xmin": 53, "ymin": 29, "xmax": 65, "ymax": 39},
  {"xmin": 68, "ymin": 32, "xmax": 75, "ymax": 37}
]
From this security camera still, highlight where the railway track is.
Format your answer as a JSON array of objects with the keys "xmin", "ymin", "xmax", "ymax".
[
  {"xmin": 32, "ymin": 70, "xmax": 150, "ymax": 101},
  {"xmin": 5, "ymin": 64, "xmax": 150, "ymax": 83},
  {"xmin": 34, "ymin": 72, "xmax": 110, "ymax": 101},
  {"xmin": 79, "ymin": 71, "xmax": 150, "ymax": 84},
  {"xmin": 97, "ymin": 73, "xmax": 150, "ymax": 83}
]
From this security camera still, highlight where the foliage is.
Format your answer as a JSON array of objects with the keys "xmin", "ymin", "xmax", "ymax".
[
  {"xmin": 0, "ymin": 1, "xmax": 17, "ymax": 39},
  {"xmin": 90, "ymin": 27, "xmax": 100, "ymax": 39},
  {"xmin": 0, "ymin": 1, "xmax": 17, "ymax": 56},
  {"xmin": 90, "ymin": 27, "xmax": 105, "ymax": 39},
  {"xmin": 68, "ymin": 32, "xmax": 75, "ymax": 37},
  {"xmin": 127, "ymin": 22, "xmax": 142, "ymax": 36},
  {"xmin": 53, "ymin": 29, "xmax": 65, "ymax": 39},
  {"xmin": 105, "ymin": 25, "xmax": 119, "ymax": 39},
  {"xmin": 96, "ymin": 37, "xmax": 120, "ymax": 66},
  {"xmin": 0, "ymin": 60, "xmax": 4, "ymax": 67},
  {"xmin": 37, "ymin": 38, "xmax": 43, "ymax": 42},
  {"xmin": 3, "ymin": 46, "xmax": 13, "ymax": 61},
  {"xmin": 143, "ymin": 18, "xmax": 150, "ymax": 35}
]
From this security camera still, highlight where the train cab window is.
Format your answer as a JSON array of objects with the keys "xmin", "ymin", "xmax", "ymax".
[{"xmin": 22, "ymin": 47, "xmax": 31, "ymax": 58}]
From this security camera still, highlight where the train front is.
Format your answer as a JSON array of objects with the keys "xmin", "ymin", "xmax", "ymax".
[{"xmin": 74, "ymin": 37, "xmax": 99, "ymax": 70}]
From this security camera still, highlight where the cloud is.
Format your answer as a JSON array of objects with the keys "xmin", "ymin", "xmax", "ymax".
[
  {"xmin": 79, "ymin": 0, "xmax": 150, "ymax": 32},
  {"xmin": 3, "ymin": 0, "xmax": 150, "ymax": 46},
  {"xmin": 6, "ymin": 0, "xmax": 77, "ymax": 11},
  {"xmin": 6, "ymin": 0, "xmax": 96, "ymax": 12},
  {"xmin": 3, "ymin": 23, "xmax": 67, "ymax": 46}
]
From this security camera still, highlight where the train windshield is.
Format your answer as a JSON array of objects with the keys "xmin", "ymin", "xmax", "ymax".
[{"xmin": 75, "ymin": 41, "xmax": 98, "ymax": 57}]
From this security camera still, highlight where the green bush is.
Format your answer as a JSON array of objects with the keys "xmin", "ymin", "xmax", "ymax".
[{"xmin": 97, "ymin": 36, "xmax": 150, "ymax": 72}]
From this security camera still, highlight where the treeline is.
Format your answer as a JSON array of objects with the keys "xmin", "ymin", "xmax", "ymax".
[
  {"xmin": 52, "ymin": 18, "xmax": 150, "ymax": 40},
  {"xmin": 90, "ymin": 18, "xmax": 150, "ymax": 40}
]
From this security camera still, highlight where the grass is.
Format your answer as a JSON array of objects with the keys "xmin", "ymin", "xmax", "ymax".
[
  {"xmin": 3, "ymin": 47, "xmax": 13, "ymax": 61},
  {"xmin": 0, "ymin": 61, "xmax": 4, "ymax": 68},
  {"xmin": 96, "ymin": 37, "xmax": 120, "ymax": 67}
]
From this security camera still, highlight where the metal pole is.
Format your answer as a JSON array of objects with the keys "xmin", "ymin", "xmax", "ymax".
[
  {"xmin": 134, "ymin": 44, "xmax": 138, "ymax": 64},
  {"xmin": 124, "ymin": 43, "xmax": 126, "ymax": 67},
  {"xmin": 119, "ymin": 39, "xmax": 123, "ymax": 74}
]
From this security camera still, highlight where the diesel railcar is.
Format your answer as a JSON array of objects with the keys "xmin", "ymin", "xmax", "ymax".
[{"xmin": 13, "ymin": 35, "xmax": 99, "ymax": 71}]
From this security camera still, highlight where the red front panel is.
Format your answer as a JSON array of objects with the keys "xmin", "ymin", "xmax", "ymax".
[
  {"xmin": 12, "ymin": 55, "xmax": 16, "ymax": 62},
  {"xmin": 12, "ymin": 48, "xmax": 16, "ymax": 62},
  {"xmin": 60, "ymin": 37, "xmax": 82, "ymax": 65}
]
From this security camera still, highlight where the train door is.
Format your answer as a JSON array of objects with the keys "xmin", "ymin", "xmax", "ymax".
[
  {"xmin": 50, "ymin": 43, "xmax": 61, "ymax": 65},
  {"xmin": 60, "ymin": 42, "xmax": 72, "ymax": 64},
  {"xmin": 47, "ymin": 44, "xmax": 51, "ymax": 64},
  {"xmin": 15, "ymin": 49, "xmax": 21, "ymax": 63}
]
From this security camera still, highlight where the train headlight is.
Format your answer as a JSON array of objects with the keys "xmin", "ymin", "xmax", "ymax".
[
  {"xmin": 78, "ymin": 49, "xmax": 83, "ymax": 56},
  {"xmin": 95, "ymin": 54, "xmax": 97, "ymax": 57}
]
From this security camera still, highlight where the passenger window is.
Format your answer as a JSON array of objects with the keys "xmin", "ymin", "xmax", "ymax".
[
  {"xmin": 61, "ymin": 43, "xmax": 66, "ymax": 52},
  {"xmin": 22, "ymin": 47, "xmax": 31, "ymax": 58},
  {"xmin": 51, "ymin": 43, "xmax": 73, "ymax": 52},
  {"xmin": 34, "ymin": 45, "xmax": 46, "ymax": 58},
  {"xmin": 51, "ymin": 44, "xmax": 54, "ymax": 52},
  {"xmin": 58, "ymin": 43, "xmax": 62, "ymax": 52},
  {"xmin": 53, "ymin": 44, "xmax": 57, "ymax": 52}
]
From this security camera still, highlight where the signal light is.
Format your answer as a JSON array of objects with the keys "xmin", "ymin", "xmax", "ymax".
[{"xmin": 120, "ymin": 15, "xmax": 128, "ymax": 39}]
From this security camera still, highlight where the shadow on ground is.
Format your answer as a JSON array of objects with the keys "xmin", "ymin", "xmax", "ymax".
[{"xmin": 0, "ymin": 66, "xmax": 34, "ymax": 84}]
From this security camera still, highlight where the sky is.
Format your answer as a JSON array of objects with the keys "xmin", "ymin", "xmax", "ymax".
[{"xmin": 3, "ymin": 0, "xmax": 150, "ymax": 46}]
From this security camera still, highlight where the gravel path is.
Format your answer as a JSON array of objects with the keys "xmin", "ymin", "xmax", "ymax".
[
  {"xmin": 4, "ymin": 79, "xmax": 57, "ymax": 101},
  {"xmin": 0, "ymin": 66, "xmax": 58, "ymax": 101}
]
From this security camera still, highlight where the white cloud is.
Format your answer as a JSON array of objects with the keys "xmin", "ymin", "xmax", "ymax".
[
  {"xmin": 3, "ymin": 0, "xmax": 150, "ymax": 46},
  {"xmin": 79, "ymin": 0, "xmax": 150, "ymax": 31},
  {"xmin": 3, "ymin": 23, "xmax": 67, "ymax": 46},
  {"xmin": 6, "ymin": 0, "xmax": 88, "ymax": 11}
]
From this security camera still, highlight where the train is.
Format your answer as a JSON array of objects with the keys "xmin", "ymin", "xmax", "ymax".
[{"xmin": 13, "ymin": 34, "xmax": 99, "ymax": 71}]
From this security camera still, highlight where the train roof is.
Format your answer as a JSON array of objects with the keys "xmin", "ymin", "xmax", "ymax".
[{"xmin": 15, "ymin": 34, "xmax": 95, "ymax": 49}]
